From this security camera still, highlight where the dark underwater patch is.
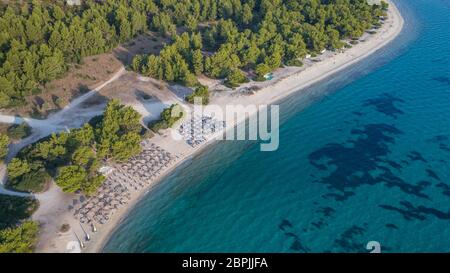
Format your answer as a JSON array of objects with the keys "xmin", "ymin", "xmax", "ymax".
[
  {"xmin": 309, "ymin": 123, "xmax": 431, "ymax": 201},
  {"xmin": 385, "ymin": 223, "xmax": 399, "ymax": 229},
  {"xmin": 311, "ymin": 219, "xmax": 328, "ymax": 230},
  {"xmin": 436, "ymin": 183, "xmax": 450, "ymax": 196},
  {"xmin": 333, "ymin": 224, "xmax": 367, "ymax": 252},
  {"xmin": 277, "ymin": 219, "xmax": 311, "ymax": 252},
  {"xmin": 439, "ymin": 143, "xmax": 450, "ymax": 152},
  {"xmin": 429, "ymin": 135, "xmax": 450, "ymax": 153},
  {"xmin": 386, "ymin": 160, "xmax": 403, "ymax": 170},
  {"xmin": 430, "ymin": 135, "xmax": 448, "ymax": 143},
  {"xmin": 432, "ymin": 76, "xmax": 450, "ymax": 86},
  {"xmin": 431, "ymin": 58, "xmax": 447, "ymax": 64},
  {"xmin": 307, "ymin": 207, "xmax": 336, "ymax": 230},
  {"xmin": 380, "ymin": 200, "xmax": 450, "ymax": 221},
  {"xmin": 279, "ymin": 223, "xmax": 310, "ymax": 253},
  {"xmin": 278, "ymin": 219, "xmax": 293, "ymax": 231},
  {"xmin": 316, "ymin": 206, "xmax": 336, "ymax": 218},
  {"xmin": 289, "ymin": 237, "xmax": 310, "ymax": 252},
  {"xmin": 426, "ymin": 169, "xmax": 440, "ymax": 181},
  {"xmin": 380, "ymin": 202, "xmax": 426, "ymax": 221},
  {"xmin": 362, "ymin": 93, "xmax": 405, "ymax": 119},
  {"xmin": 322, "ymin": 191, "xmax": 355, "ymax": 201},
  {"xmin": 407, "ymin": 151, "xmax": 427, "ymax": 163}
]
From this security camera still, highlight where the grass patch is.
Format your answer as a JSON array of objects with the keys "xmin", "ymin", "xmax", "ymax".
[{"xmin": 7, "ymin": 122, "xmax": 32, "ymax": 140}]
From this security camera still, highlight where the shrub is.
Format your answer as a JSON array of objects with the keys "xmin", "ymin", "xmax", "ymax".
[
  {"xmin": 7, "ymin": 122, "xmax": 32, "ymax": 140},
  {"xmin": 150, "ymin": 104, "xmax": 184, "ymax": 132},
  {"xmin": 60, "ymin": 224, "xmax": 70, "ymax": 233},
  {"xmin": 149, "ymin": 120, "xmax": 169, "ymax": 132},
  {"xmin": 255, "ymin": 63, "xmax": 271, "ymax": 79},
  {"xmin": 54, "ymin": 97, "xmax": 66, "ymax": 108},
  {"xmin": 225, "ymin": 69, "xmax": 248, "ymax": 88},
  {"xmin": 186, "ymin": 86, "xmax": 210, "ymax": 105},
  {"xmin": 285, "ymin": 59, "xmax": 304, "ymax": 67},
  {"xmin": 55, "ymin": 165, "xmax": 87, "ymax": 194},
  {"xmin": 0, "ymin": 134, "xmax": 9, "ymax": 161}
]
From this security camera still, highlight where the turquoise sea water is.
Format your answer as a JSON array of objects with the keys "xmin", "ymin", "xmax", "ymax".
[{"xmin": 104, "ymin": 0, "xmax": 450, "ymax": 252}]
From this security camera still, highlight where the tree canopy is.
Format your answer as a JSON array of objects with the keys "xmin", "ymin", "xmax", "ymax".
[
  {"xmin": 0, "ymin": 133, "xmax": 9, "ymax": 161},
  {"xmin": 8, "ymin": 99, "xmax": 143, "ymax": 195},
  {"xmin": 0, "ymin": 0, "xmax": 152, "ymax": 107},
  {"xmin": 0, "ymin": 221, "xmax": 39, "ymax": 253},
  {"xmin": 0, "ymin": 0, "xmax": 388, "ymax": 107},
  {"xmin": 130, "ymin": 0, "xmax": 388, "ymax": 89},
  {"xmin": 0, "ymin": 194, "xmax": 39, "ymax": 253}
]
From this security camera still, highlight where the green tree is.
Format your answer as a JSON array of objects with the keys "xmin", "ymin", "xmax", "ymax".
[
  {"xmin": 0, "ymin": 77, "xmax": 13, "ymax": 107},
  {"xmin": 55, "ymin": 165, "xmax": 87, "ymax": 193},
  {"xmin": 7, "ymin": 158, "xmax": 31, "ymax": 180},
  {"xmin": 285, "ymin": 33, "xmax": 307, "ymax": 62},
  {"xmin": 0, "ymin": 134, "xmax": 10, "ymax": 161},
  {"xmin": 33, "ymin": 133, "xmax": 67, "ymax": 161},
  {"xmin": 225, "ymin": 69, "xmax": 248, "ymax": 88},
  {"xmin": 71, "ymin": 146, "xmax": 96, "ymax": 168},
  {"xmin": 132, "ymin": 54, "xmax": 144, "ymax": 72},
  {"xmin": 7, "ymin": 122, "xmax": 32, "ymax": 140},
  {"xmin": 326, "ymin": 27, "xmax": 344, "ymax": 50},
  {"xmin": 191, "ymin": 49, "xmax": 204, "ymax": 75},
  {"xmin": 0, "ymin": 221, "xmax": 39, "ymax": 253},
  {"xmin": 111, "ymin": 132, "xmax": 142, "ymax": 162},
  {"xmin": 240, "ymin": 4, "xmax": 253, "ymax": 25},
  {"xmin": 255, "ymin": 63, "xmax": 271, "ymax": 79},
  {"xmin": 265, "ymin": 43, "xmax": 283, "ymax": 69},
  {"xmin": 186, "ymin": 15, "xmax": 198, "ymax": 32},
  {"xmin": 0, "ymin": 195, "xmax": 38, "ymax": 230},
  {"xmin": 81, "ymin": 175, "xmax": 105, "ymax": 197},
  {"xmin": 150, "ymin": 104, "xmax": 184, "ymax": 132},
  {"xmin": 186, "ymin": 85, "xmax": 210, "ymax": 105},
  {"xmin": 72, "ymin": 124, "xmax": 94, "ymax": 147},
  {"xmin": 96, "ymin": 99, "xmax": 142, "ymax": 159}
]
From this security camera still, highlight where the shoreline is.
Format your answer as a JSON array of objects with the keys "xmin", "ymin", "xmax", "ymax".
[{"xmin": 35, "ymin": 0, "xmax": 404, "ymax": 253}]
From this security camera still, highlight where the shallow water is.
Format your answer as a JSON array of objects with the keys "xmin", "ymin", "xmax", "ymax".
[{"xmin": 104, "ymin": 0, "xmax": 450, "ymax": 252}]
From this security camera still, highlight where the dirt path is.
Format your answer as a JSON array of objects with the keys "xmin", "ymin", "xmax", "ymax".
[{"xmin": 0, "ymin": 66, "xmax": 125, "ymax": 196}]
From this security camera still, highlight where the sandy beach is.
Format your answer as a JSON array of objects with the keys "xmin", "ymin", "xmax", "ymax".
[{"xmin": 32, "ymin": 1, "xmax": 404, "ymax": 253}]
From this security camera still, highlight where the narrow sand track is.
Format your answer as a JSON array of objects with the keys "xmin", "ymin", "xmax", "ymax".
[{"xmin": 0, "ymin": 66, "xmax": 126, "ymax": 194}]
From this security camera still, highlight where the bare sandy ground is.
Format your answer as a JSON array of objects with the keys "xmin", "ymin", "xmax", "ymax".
[{"xmin": 24, "ymin": 1, "xmax": 404, "ymax": 253}]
